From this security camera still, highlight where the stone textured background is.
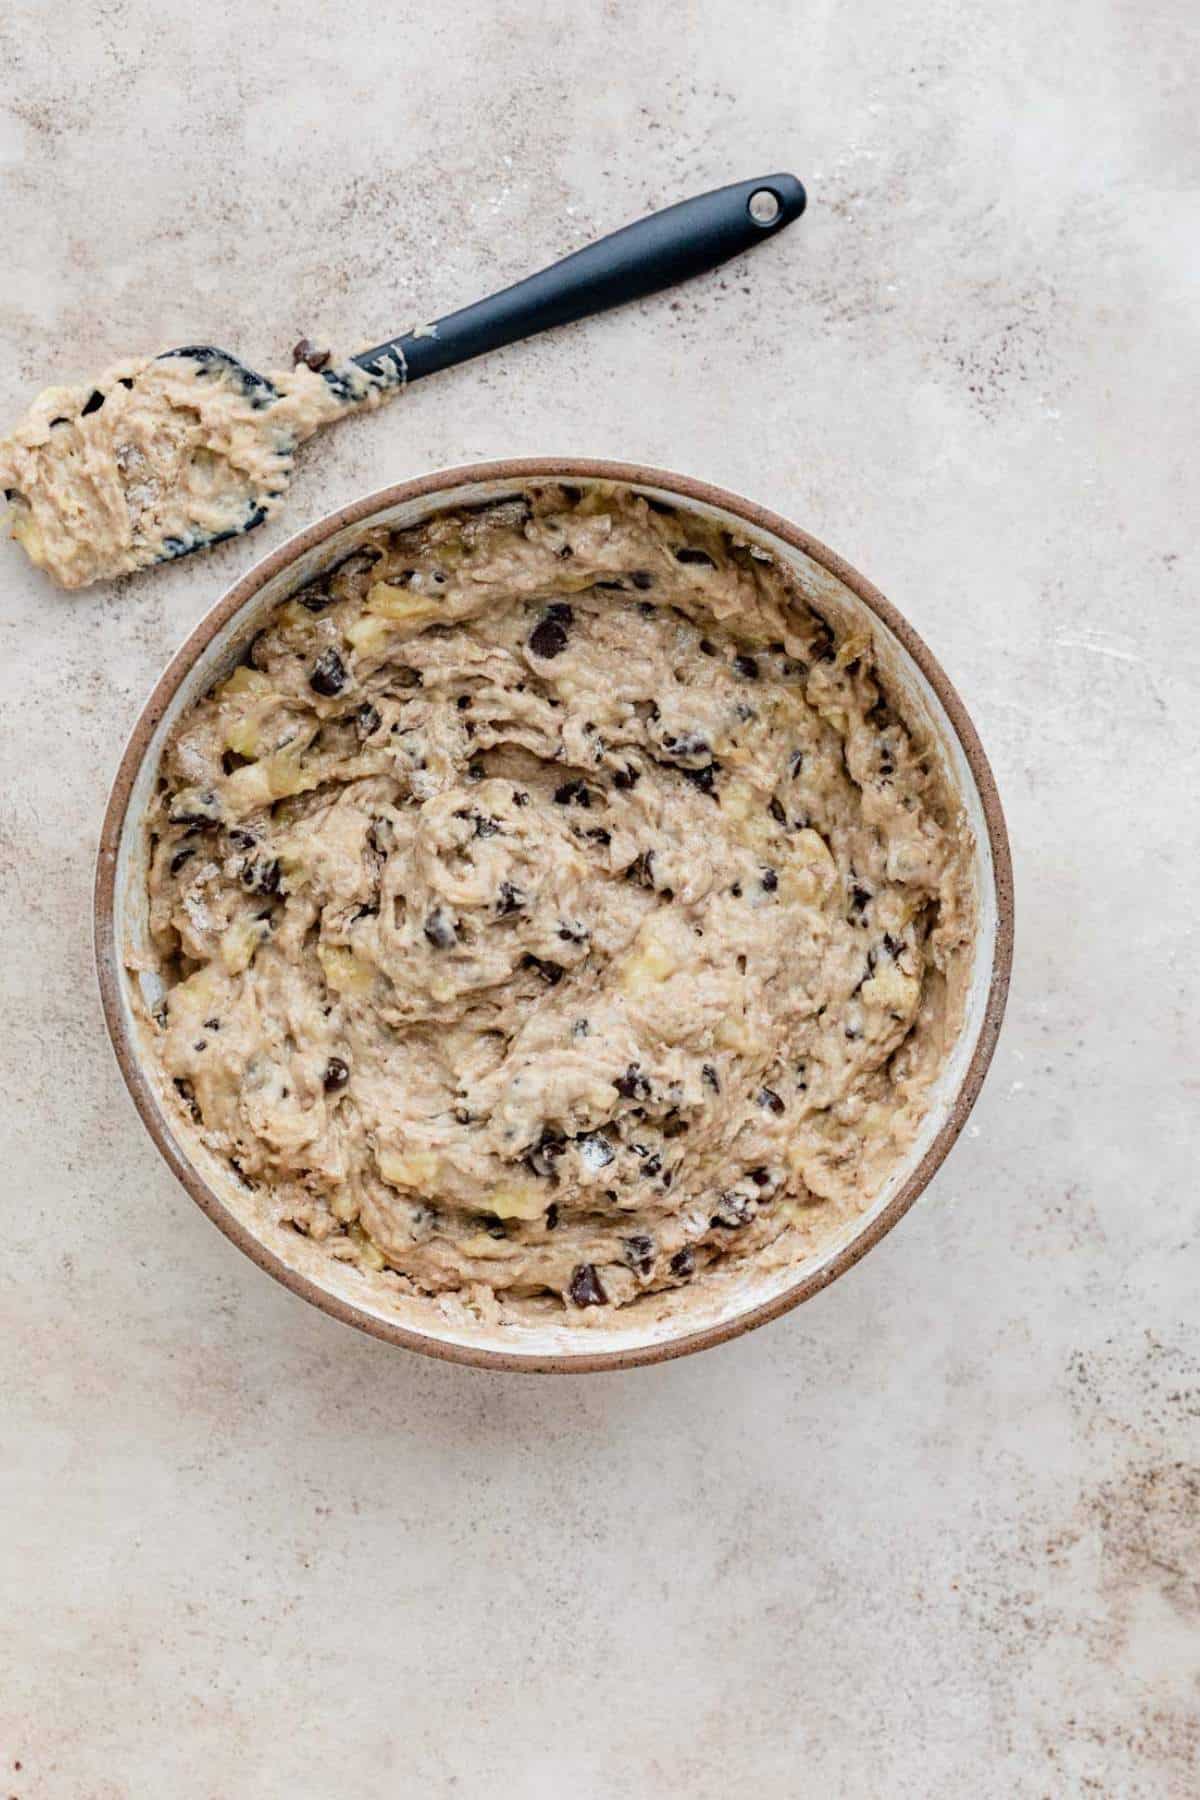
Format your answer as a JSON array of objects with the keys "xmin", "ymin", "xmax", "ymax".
[{"xmin": 1, "ymin": 1, "xmax": 1197, "ymax": 1794}]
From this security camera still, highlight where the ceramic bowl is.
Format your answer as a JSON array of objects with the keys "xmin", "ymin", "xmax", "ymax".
[{"xmin": 95, "ymin": 459, "xmax": 1013, "ymax": 1372}]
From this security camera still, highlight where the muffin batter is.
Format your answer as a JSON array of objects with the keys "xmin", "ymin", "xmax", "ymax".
[
  {"xmin": 141, "ymin": 485, "xmax": 973, "ymax": 1317},
  {"xmin": 0, "ymin": 348, "xmax": 392, "ymax": 589}
]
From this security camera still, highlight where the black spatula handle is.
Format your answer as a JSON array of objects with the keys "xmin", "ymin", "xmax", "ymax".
[{"xmin": 351, "ymin": 173, "xmax": 806, "ymax": 385}]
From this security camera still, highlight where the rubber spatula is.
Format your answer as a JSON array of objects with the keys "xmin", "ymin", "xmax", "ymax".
[{"xmin": 154, "ymin": 174, "xmax": 806, "ymax": 561}]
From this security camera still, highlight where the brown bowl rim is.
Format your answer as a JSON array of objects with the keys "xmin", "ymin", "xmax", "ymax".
[{"xmin": 94, "ymin": 457, "xmax": 1014, "ymax": 1374}]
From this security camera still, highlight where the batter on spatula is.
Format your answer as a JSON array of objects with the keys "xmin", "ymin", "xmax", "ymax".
[
  {"xmin": 139, "ymin": 484, "xmax": 974, "ymax": 1321},
  {"xmin": 0, "ymin": 347, "xmax": 390, "ymax": 589}
]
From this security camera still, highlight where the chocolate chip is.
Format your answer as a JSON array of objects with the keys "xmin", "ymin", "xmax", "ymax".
[
  {"xmin": 356, "ymin": 703, "xmax": 382, "ymax": 739},
  {"xmin": 701, "ymin": 1063, "xmax": 720, "ymax": 1093},
  {"xmin": 699, "ymin": 638, "xmax": 718, "ymax": 656},
  {"xmin": 789, "ymin": 749, "xmax": 805, "ymax": 778},
  {"xmin": 118, "ymin": 377, "xmax": 134, "ymax": 390},
  {"xmin": 545, "ymin": 1202, "xmax": 560, "ymax": 1230},
  {"xmin": 512, "ymin": 788, "xmax": 530, "ymax": 807},
  {"xmin": 586, "ymin": 827, "xmax": 612, "ymax": 846},
  {"xmin": 768, "ymin": 796, "xmax": 787, "ymax": 825},
  {"xmin": 630, "ymin": 570, "xmax": 654, "ymax": 590},
  {"xmin": 240, "ymin": 855, "xmax": 281, "ymax": 896},
  {"xmin": 203, "ymin": 1018, "xmax": 221, "ymax": 1031},
  {"xmin": 424, "ymin": 907, "xmax": 457, "ymax": 948},
  {"xmin": 850, "ymin": 884, "xmax": 872, "ymax": 918},
  {"xmin": 670, "ymin": 1246, "xmax": 695, "ymax": 1278},
  {"xmin": 712, "ymin": 1191, "xmax": 754, "ymax": 1228},
  {"xmin": 761, "ymin": 867, "xmax": 778, "ymax": 892},
  {"xmin": 298, "ymin": 583, "xmax": 333, "ymax": 612},
  {"xmin": 80, "ymin": 389, "xmax": 105, "ymax": 416},
  {"xmin": 169, "ymin": 847, "xmax": 194, "ymax": 876},
  {"xmin": 522, "ymin": 955, "xmax": 564, "ymax": 985},
  {"xmin": 810, "ymin": 616, "xmax": 836, "ymax": 662},
  {"xmin": 642, "ymin": 1153, "xmax": 663, "ymax": 1178},
  {"xmin": 323, "ymin": 1057, "xmax": 350, "ymax": 1091},
  {"xmin": 172, "ymin": 1077, "xmax": 201, "ymax": 1123},
  {"xmin": 168, "ymin": 789, "xmax": 221, "ymax": 827},
  {"xmin": 568, "ymin": 1263, "xmax": 607, "ymax": 1307},
  {"xmin": 529, "ymin": 615, "xmax": 569, "ymax": 658},
  {"xmin": 455, "ymin": 694, "xmax": 471, "ymax": 710},
  {"xmin": 228, "ymin": 828, "xmax": 257, "ymax": 851},
  {"xmin": 554, "ymin": 779, "xmax": 591, "ymax": 807},
  {"xmin": 547, "ymin": 602, "xmax": 575, "ymax": 624},
  {"xmin": 578, "ymin": 1132, "xmax": 616, "ymax": 1169},
  {"xmin": 733, "ymin": 654, "xmax": 759, "ymax": 679},
  {"xmin": 661, "ymin": 729, "xmax": 710, "ymax": 760},
  {"xmin": 674, "ymin": 546, "xmax": 715, "ymax": 566},
  {"xmin": 622, "ymin": 1233, "xmax": 655, "ymax": 1276},
  {"xmin": 526, "ymin": 1129, "xmax": 567, "ymax": 1178},
  {"xmin": 883, "ymin": 933, "xmax": 902, "ymax": 958},
  {"xmin": 681, "ymin": 762, "xmax": 719, "ymax": 796},
  {"xmin": 473, "ymin": 813, "xmax": 500, "ymax": 838},
  {"xmin": 467, "ymin": 760, "xmax": 485, "ymax": 781},
  {"xmin": 757, "ymin": 1087, "xmax": 785, "ymax": 1115},
  {"xmin": 612, "ymin": 764, "xmax": 640, "ymax": 790},
  {"xmin": 625, "ymin": 849, "xmax": 656, "ymax": 888},
  {"xmin": 615, "ymin": 1064, "xmax": 651, "ymax": 1101},
  {"xmin": 496, "ymin": 881, "xmax": 526, "ymax": 916},
  {"xmin": 749, "ymin": 1166, "xmax": 772, "ymax": 1187},
  {"xmin": 557, "ymin": 920, "xmax": 588, "ymax": 943},
  {"xmin": 292, "ymin": 337, "xmax": 331, "ymax": 372},
  {"xmin": 309, "ymin": 649, "xmax": 348, "ymax": 696},
  {"xmin": 481, "ymin": 1213, "xmax": 508, "ymax": 1239}
]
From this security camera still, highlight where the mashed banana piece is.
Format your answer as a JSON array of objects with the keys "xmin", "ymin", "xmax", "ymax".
[
  {"xmin": 141, "ymin": 485, "xmax": 974, "ymax": 1318},
  {"xmin": 0, "ymin": 351, "xmax": 387, "ymax": 589}
]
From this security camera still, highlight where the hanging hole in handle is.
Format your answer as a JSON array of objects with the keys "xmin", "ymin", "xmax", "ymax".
[{"xmin": 748, "ymin": 188, "xmax": 781, "ymax": 227}]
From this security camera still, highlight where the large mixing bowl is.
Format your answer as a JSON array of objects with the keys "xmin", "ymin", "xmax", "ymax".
[{"xmin": 95, "ymin": 460, "xmax": 1013, "ymax": 1372}]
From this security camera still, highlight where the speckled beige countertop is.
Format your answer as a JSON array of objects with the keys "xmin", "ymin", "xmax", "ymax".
[{"xmin": 1, "ymin": 2, "xmax": 1197, "ymax": 1795}]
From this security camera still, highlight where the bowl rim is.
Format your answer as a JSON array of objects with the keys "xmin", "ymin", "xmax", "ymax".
[{"xmin": 94, "ymin": 457, "xmax": 1014, "ymax": 1374}]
